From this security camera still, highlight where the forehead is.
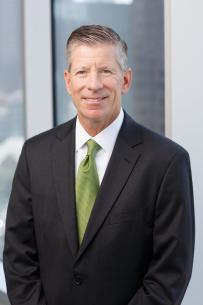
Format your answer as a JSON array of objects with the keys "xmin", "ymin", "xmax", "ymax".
[{"xmin": 69, "ymin": 43, "xmax": 120, "ymax": 68}]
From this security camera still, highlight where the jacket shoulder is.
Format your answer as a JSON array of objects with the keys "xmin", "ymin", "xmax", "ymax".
[
  {"xmin": 25, "ymin": 118, "xmax": 76, "ymax": 147},
  {"xmin": 124, "ymin": 113, "xmax": 189, "ymax": 158}
]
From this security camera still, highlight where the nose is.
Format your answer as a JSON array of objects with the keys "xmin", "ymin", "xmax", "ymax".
[{"xmin": 86, "ymin": 72, "xmax": 103, "ymax": 91}]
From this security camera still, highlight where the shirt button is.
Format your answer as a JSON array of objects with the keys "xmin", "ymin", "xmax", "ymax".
[{"xmin": 74, "ymin": 273, "xmax": 82, "ymax": 285}]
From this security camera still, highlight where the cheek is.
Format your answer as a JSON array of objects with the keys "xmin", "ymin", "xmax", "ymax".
[
  {"xmin": 70, "ymin": 87, "xmax": 81, "ymax": 98},
  {"xmin": 104, "ymin": 79, "xmax": 119, "ymax": 92},
  {"xmin": 69, "ymin": 78, "xmax": 84, "ymax": 94}
]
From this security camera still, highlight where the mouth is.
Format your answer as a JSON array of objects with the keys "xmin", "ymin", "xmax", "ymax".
[{"xmin": 82, "ymin": 96, "xmax": 107, "ymax": 103}]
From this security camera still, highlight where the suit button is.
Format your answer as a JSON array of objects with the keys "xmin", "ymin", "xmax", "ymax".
[{"xmin": 73, "ymin": 273, "xmax": 82, "ymax": 285}]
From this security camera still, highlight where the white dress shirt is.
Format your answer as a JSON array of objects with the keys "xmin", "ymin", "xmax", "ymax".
[{"xmin": 75, "ymin": 109, "xmax": 124, "ymax": 184}]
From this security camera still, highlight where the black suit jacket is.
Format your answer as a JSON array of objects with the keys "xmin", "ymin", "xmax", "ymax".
[{"xmin": 3, "ymin": 113, "xmax": 195, "ymax": 305}]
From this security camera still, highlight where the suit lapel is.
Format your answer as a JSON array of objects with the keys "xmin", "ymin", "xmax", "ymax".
[
  {"xmin": 52, "ymin": 119, "xmax": 79, "ymax": 257},
  {"xmin": 76, "ymin": 114, "xmax": 142, "ymax": 261}
]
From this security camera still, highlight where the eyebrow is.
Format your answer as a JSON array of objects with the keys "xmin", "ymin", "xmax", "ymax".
[
  {"xmin": 99, "ymin": 65, "xmax": 112, "ymax": 69},
  {"xmin": 98, "ymin": 65, "xmax": 117, "ymax": 72},
  {"xmin": 73, "ymin": 65, "xmax": 89, "ymax": 70},
  {"xmin": 71, "ymin": 64, "xmax": 116, "ymax": 73}
]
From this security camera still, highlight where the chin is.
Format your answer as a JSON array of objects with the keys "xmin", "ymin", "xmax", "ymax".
[{"xmin": 84, "ymin": 109, "xmax": 106, "ymax": 121}]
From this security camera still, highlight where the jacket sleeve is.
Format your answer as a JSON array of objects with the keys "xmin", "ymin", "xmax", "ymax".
[
  {"xmin": 127, "ymin": 150, "xmax": 195, "ymax": 305},
  {"xmin": 3, "ymin": 142, "xmax": 47, "ymax": 305}
]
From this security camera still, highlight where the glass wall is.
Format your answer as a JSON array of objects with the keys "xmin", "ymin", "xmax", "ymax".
[
  {"xmin": 0, "ymin": 0, "xmax": 25, "ymax": 265},
  {"xmin": 52, "ymin": 0, "xmax": 165, "ymax": 134}
]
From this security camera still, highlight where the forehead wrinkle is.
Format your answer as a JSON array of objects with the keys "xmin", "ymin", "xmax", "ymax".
[
  {"xmin": 72, "ymin": 59, "xmax": 114, "ymax": 70},
  {"xmin": 68, "ymin": 44, "xmax": 123, "ymax": 72}
]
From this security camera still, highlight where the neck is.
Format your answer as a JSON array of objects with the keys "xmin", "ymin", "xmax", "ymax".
[
  {"xmin": 78, "ymin": 112, "xmax": 120, "ymax": 137},
  {"xmin": 79, "ymin": 120, "xmax": 109, "ymax": 137}
]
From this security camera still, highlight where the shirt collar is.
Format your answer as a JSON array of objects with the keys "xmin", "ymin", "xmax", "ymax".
[{"xmin": 75, "ymin": 109, "xmax": 124, "ymax": 153}]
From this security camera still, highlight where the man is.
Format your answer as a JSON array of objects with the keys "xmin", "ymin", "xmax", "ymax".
[{"xmin": 3, "ymin": 25, "xmax": 194, "ymax": 305}]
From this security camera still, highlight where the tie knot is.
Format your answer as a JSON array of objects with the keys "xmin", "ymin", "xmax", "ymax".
[{"xmin": 87, "ymin": 139, "xmax": 100, "ymax": 156}]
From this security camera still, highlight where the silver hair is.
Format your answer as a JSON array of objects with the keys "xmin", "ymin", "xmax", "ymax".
[{"xmin": 66, "ymin": 25, "xmax": 128, "ymax": 72}]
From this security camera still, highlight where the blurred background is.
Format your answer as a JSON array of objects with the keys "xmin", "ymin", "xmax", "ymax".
[{"xmin": 0, "ymin": 0, "xmax": 202, "ymax": 304}]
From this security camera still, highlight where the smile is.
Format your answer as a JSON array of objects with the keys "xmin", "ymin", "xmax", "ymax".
[{"xmin": 82, "ymin": 97, "xmax": 107, "ymax": 103}]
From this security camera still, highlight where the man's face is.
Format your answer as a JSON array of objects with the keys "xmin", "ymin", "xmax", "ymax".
[{"xmin": 64, "ymin": 43, "xmax": 132, "ymax": 132}]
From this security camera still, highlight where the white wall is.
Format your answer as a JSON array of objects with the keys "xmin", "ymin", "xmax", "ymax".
[
  {"xmin": 169, "ymin": 1, "xmax": 203, "ymax": 304},
  {"xmin": 24, "ymin": 0, "xmax": 53, "ymax": 138}
]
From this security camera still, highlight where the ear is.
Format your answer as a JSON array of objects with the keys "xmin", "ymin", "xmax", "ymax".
[
  {"xmin": 64, "ymin": 69, "xmax": 72, "ymax": 95},
  {"xmin": 121, "ymin": 68, "xmax": 132, "ymax": 94}
]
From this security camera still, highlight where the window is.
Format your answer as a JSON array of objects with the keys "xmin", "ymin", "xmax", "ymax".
[
  {"xmin": 52, "ymin": 0, "xmax": 165, "ymax": 134},
  {"xmin": 0, "ymin": 1, "xmax": 24, "ymax": 262}
]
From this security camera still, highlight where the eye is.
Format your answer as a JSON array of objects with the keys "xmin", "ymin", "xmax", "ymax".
[
  {"xmin": 76, "ymin": 70, "xmax": 86, "ymax": 76},
  {"xmin": 102, "ymin": 69, "xmax": 112, "ymax": 75}
]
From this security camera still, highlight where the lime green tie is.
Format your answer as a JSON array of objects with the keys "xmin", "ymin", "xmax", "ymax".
[{"xmin": 76, "ymin": 139, "xmax": 101, "ymax": 244}]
